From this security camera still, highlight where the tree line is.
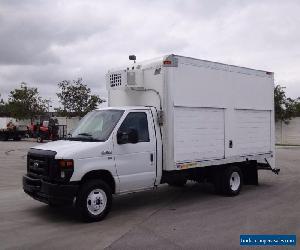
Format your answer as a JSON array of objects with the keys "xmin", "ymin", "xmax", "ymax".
[
  {"xmin": 274, "ymin": 85, "xmax": 300, "ymax": 123},
  {"xmin": 0, "ymin": 78, "xmax": 105, "ymax": 120}
]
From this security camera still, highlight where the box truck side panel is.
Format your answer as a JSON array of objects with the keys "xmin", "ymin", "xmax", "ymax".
[
  {"xmin": 171, "ymin": 59, "xmax": 273, "ymax": 110},
  {"xmin": 174, "ymin": 107, "xmax": 225, "ymax": 162},
  {"xmin": 165, "ymin": 55, "xmax": 275, "ymax": 171},
  {"xmin": 0, "ymin": 118, "xmax": 8, "ymax": 129},
  {"xmin": 235, "ymin": 109, "xmax": 271, "ymax": 155},
  {"xmin": 172, "ymin": 63, "xmax": 232, "ymax": 108},
  {"xmin": 0, "ymin": 118, "xmax": 17, "ymax": 129},
  {"xmin": 231, "ymin": 72, "xmax": 274, "ymax": 110}
]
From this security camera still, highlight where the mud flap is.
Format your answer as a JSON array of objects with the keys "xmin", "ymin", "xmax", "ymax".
[{"xmin": 243, "ymin": 164, "xmax": 258, "ymax": 185}]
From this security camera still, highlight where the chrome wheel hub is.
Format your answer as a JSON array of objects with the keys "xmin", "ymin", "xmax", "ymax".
[
  {"xmin": 230, "ymin": 172, "xmax": 240, "ymax": 191},
  {"xmin": 87, "ymin": 188, "xmax": 107, "ymax": 215}
]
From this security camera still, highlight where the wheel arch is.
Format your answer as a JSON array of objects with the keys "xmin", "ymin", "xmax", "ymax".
[{"xmin": 80, "ymin": 170, "xmax": 116, "ymax": 194}]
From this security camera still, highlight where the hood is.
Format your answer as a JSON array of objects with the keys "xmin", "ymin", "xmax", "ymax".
[{"xmin": 31, "ymin": 140, "xmax": 108, "ymax": 159}]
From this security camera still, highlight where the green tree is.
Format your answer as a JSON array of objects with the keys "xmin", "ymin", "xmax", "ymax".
[
  {"xmin": 56, "ymin": 78, "xmax": 105, "ymax": 117},
  {"xmin": 293, "ymin": 98, "xmax": 300, "ymax": 116},
  {"xmin": 274, "ymin": 85, "xmax": 297, "ymax": 123},
  {"xmin": 0, "ymin": 94, "xmax": 8, "ymax": 115},
  {"xmin": 7, "ymin": 83, "xmax": 47, "ymax": 120}
]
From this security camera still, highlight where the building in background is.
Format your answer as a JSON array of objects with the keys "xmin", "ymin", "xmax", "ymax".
[{"xmin": 276, "ymin": 117, "xmax": 300, "ymax": 145}]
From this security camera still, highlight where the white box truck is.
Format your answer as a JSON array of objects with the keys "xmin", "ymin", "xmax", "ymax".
[{"xmin": 23, "ymin": 55, "xmax": 279, "ymax": 221}]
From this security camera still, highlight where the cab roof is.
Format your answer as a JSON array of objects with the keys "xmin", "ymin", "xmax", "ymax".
[{"xmin": 96, "ymin": 106, "xmax": 152, "ymax": 111}]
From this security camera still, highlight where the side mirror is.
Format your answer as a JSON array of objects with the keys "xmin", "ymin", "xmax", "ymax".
[{"xmin": 117, "ymin": 129, "xmax": 138, "ymax": 144}]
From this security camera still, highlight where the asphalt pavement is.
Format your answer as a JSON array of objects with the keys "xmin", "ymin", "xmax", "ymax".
[{"xmin": 0, "ymin": 140, "xmax": 299, "ymax": 250}]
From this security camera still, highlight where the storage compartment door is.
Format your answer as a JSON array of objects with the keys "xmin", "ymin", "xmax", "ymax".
[
  {"xmin": 174, "ymin": 107, "xmax": 225, "ymax": 162},
  {"xmin": 235, "ymin": 109, "xmax": 271, "ymax": 155}
]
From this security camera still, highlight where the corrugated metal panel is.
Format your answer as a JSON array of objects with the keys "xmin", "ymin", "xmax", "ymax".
[
  {"xmin": 174, "ymin": 107, "xmax": 225, "ymax": 162},
  {"xmin": 235, "ymin": 109, "xmax": 271, "ymax": 155}
]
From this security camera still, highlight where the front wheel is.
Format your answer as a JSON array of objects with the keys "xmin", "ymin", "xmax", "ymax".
[{"xmin": 76, "ymin": 180, "xmax": 112, "ymax": 222}]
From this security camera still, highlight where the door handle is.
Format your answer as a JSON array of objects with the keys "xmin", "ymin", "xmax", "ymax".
[
  {"xmin": 101, "ymin": 150, "xmax": 112, "ymax": 155},
  {"xmin": 150, "ymin": 153, "xmax": 154, "ymax": 162}
]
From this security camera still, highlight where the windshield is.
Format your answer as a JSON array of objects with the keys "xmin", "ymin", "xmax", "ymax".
[{"xmin": 68, "ymin": 110, "xmax": 124, "ymax": 142}]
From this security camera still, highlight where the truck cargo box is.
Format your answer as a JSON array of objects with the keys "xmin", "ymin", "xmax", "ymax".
[{"xmin": 107, "ymin": 55, "xmax": 275, "ymax": 171}]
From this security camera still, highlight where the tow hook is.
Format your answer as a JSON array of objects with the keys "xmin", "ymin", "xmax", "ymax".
[
  {"xmin": 271, "ymin": 168, "xmax": 280, "ymax": 175},
  {"xmin": 264, "ymin": 158, "xmax": 280, "ymax": 175}
]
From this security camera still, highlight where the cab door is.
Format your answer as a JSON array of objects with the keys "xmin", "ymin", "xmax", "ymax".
[{"xmin": 113, "ymin": 110, "xmax": 156, "ymax": 193}]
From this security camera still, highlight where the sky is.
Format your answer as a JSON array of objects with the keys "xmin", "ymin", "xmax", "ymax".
[{"xmin": 0, "ymin": 0, "xmax": 299, "ymax": 109}]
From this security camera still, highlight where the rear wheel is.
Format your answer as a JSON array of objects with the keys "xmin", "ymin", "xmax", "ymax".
[
  {"xmin": 76, "ymin": 180, "xmax": 112, "ymax": 222},
  {"xmin": 0, "ymin": 133, "xmax": 8, "ymax": 141},
  {"xmin": 13, "ymin": 135, "xmax": 21, "ymax": 141},
  {"xmin": 221, "ymin": 166, "xmax": 243, "ymax": 196}
]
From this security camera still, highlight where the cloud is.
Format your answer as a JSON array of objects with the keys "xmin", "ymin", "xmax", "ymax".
[
  {"xmin": 0, "ymin": 0, "xmax": 114, "ymax": 65},
  {"xmin": 0, "ymin": 0, "xmax": 300, "ymax": 107}
]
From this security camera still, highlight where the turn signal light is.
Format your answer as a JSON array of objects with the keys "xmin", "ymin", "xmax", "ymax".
[{"xmin": 58, "ymin": 159, "xmax": 74, "ymax": 168}]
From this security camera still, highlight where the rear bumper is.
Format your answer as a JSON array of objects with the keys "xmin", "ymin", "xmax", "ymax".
[{"xmin": 23, "ymin": 174, "xmax": 79, "ymax": 205}]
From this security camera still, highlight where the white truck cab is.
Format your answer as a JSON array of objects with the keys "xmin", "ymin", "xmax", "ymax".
[{"xmin": 23, "ymin": 55, "xmax": 279, "ymax": 221}]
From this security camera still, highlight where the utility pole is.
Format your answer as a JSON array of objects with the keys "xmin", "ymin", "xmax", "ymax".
[{"xmin": 46, "ymin": 99, "xmax": 52, "ymax": 114}]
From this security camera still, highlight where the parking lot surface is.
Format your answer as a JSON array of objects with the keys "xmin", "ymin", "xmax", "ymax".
[{"xmin": 0, "ymin": 140, "xmax": 299, "ymax": 250}]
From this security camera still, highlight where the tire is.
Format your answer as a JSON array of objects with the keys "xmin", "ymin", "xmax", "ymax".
[
  {"xmin": 37, "ymin": 136, "xmax": 43, "ymax": 143},
  {"xmin": 221, "ymin": 166, "xmax": 243, "ymax": 196},
  {"xmin": 0, "ymin": 133, "xmax": 8, "ymax": 141},
  {"xmin": 76, "ymin": 180, "xmax": 112, "ymax": 222},
  {"xmin": 168, "ymin": 178, "xmax": 187, "ymax": 187},
  {"xmin": 13, "ymin": 135, "xmax": 21, "ymax": 141}
]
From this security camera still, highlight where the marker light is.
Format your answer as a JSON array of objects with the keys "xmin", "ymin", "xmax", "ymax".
[
  {"xmin": 163, "ymin": 60, "xmax": 172, "ymax": 65},
  {"xmin": 58, "ymin": 159, "xmax": 74, "ymax": 168}
]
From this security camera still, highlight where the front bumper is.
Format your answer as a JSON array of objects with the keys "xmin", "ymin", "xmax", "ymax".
[{"xmin": 23, "ymin": 174, "xmax": 79, "ymax": 205}]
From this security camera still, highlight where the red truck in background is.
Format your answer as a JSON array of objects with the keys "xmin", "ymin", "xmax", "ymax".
[{"xmin": 28, "ymin": 116, "xmax": 59, "ymax": 142}]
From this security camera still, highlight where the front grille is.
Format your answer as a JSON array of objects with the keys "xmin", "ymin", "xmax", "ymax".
[
  {"xmin": 27, "ymin": 149, "xmax": 57, "ymax": 180},
  {"xmin": 28, "ymin": 156, "xmax": 49, "ymax": 177}
]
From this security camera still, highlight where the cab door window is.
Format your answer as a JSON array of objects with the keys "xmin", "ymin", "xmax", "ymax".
[{"xmin": 118, "ymin": 112, "xmax": 150, "ymax": 142}]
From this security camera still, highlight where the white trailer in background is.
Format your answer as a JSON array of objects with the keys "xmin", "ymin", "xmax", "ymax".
[
  {"xmin": 0, "ymin": 117, "xmax": 28, "ymax": 140},
  {"xmin": 23, "ymin": 55, "xmax": 279, "ymax": 222}
]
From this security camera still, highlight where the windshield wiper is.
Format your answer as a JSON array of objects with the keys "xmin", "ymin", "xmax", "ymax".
[
  {"xmin": 66, "ymin": 137, "xmax": 103, "ymax": 142},
  {"xmin": 77, "ymin": 132, "xmax": 93, "ymax": 136},
  {"xmin": 66, "ymin": 132, "xmax": 103, "ymax": 142}
]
